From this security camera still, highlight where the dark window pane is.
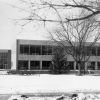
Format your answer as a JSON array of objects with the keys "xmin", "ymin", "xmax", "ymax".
[
  {"xmin": 97, "ymin": 47, "xmax": 100, "ymax": 56},
  {"xmin": 30, "ymin": 61, "xmax": 40, "ymax": 70},
  {"xmin": 30, "ymin": 45, "xmax": 35, "ymax": 55},
  {"xmin": 86, "ymin": 46, "xmax": 91, "ymax": 56},
  {"xmin": 42, "ymin": 61, "xmax": 51, "ymax": 70},
  {"xmin": 30, "ymin": 45, "xmax": 41, "ymax": 55},
  {"xmin": 18, "ymin": 60, "xmax": 28, "ymax": 70},
  {"xmin": 68, "ymin": 61, "xmax": 74, "ymax": 70},
  {"xmin": 20, "ymin": 45, "xmax": 29, "ymax": 55},
  {"xmin": 35, "ymin": 46, "xmax": 41, "ymax": 55},
  {"xmin": 88, "ymin": 62, "xmax": 95, "ymax": 70},
  {"xmin": 42, "ymin": 46, "xmax": 47, "ymax": 55},
  {"xmin": 91, "ymin": 47, "xmax": 96, "ymax": 56},
  {"xmin": 97, "ymin": 62, "xmax": 100, "ymax": 70},
  {"xmin": 48, "ymin": 46, "xmax": 52, "ymax": 55}
]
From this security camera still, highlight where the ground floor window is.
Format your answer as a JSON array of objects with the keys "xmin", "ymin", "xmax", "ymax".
[
  {"xmin": 42, "ymin": 61, "xmax": 51, "ymax": 70},
  {"xmin": 87, "ymin": 62, "xmax": 95, "ymax": 70},
  {"xmin": 68, "ymin": 61, "xmax": 74, "ymax": 70},
  {"xmin": 30, "ymin": 61, "xmax": 40, "ymax": 70},
  {"xmin": 75, "ymin": 61, "xmax": 85, "ymax": 70},
  {"xmin": 0, "ymin": 58, "xmax": 8, "ymax": 69},
  {"xmin": 97, "ymin": 62, "xmax": 100, "ymax": 70},
  {"xmin": 18, "ymin": 60, "xmax": 28, "ymax": 70}
]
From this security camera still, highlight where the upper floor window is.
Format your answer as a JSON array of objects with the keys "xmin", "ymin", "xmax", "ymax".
[
  {"xmin": 91, "ymin": 47, "xmax": 96, "ymax": 56},
  {"xmin": 20, "ymin": 45, "xmax": 29, "ymax": 55},
  {"xmin": 97, "ymin": 47, "xmax": 100, "ymax": 56},
  {"xmin": 30, "ymin": 45, "xmax": 41, "ymax": 55},
  {"xmin": 42, "ymin": 45, "xmax": 52, "ymax": 55},
  {"xmin": 20, "ymin": 45, "xmax": 53, "ymax": 55}
]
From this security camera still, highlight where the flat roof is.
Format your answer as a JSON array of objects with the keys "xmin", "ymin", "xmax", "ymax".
[{"xmin": 17, "ymin": 39, "xmax": 100, "ymax": 46}]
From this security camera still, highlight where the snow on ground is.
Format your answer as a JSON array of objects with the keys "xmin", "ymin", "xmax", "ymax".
[{"xmin": 0, "ymin": 74, "xmax": 100, "ymax": 94}]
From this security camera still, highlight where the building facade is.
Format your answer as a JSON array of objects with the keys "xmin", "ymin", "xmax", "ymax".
[
  {"xmin": 17, "ymin": 39, "xmax": 100, "ymax": 74},
  {"xmin": 0, "ymin": 50, "xmax": 11, "ymax": 70}
]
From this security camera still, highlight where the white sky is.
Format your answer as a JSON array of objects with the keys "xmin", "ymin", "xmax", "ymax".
[{"xmin": 0, "ymin": 0, "xmax": 50, "ymax": 68}]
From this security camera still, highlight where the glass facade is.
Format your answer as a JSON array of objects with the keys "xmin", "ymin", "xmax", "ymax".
[
  {"xmin": 0, "ymin": 52, "xmax": 10, "ymax": 69},
  {"xmin": 17, "ymin": 41, "xmax": 100, "ymax": 72},
  {"xmin": 20, "ymin": 45, "xmax": 52, "ymax": 55}
]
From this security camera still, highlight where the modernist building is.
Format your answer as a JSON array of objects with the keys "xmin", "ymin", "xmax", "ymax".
[
  {"xmin": 16, "ymin": 39, "xmax": 100, "ymax": 73},
  {"xmin": 0, "ymin": 50, "xmax": 11, "ymax": 70}
]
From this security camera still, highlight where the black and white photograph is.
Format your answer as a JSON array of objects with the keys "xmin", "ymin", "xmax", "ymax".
[{"xmin": 0, "ymin": 0, "xmax": 100, "ymax": 100}]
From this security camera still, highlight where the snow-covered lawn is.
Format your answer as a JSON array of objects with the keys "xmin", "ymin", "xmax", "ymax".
[{"xmin": 0, "ymin": 74, "xmax": 100, "ymax": 94}]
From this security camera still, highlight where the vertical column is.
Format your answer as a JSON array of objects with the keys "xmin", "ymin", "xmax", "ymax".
[
  {"xmin": 40, "ymin": 61, "xmax": 42, "ymax": 70},
  {"xmin": 74, "ymin": 61, "xmax": 76, "ymax": 70},
  {"xmin": 28, "ymin": 60, "xmax": 30, "ymax": 70},
  {"xmin": 85, "ymin": 62, "xmax": 88, "ymax": 70},
  {"xmin": 95, "ymin": 62, "xmax": 98, "ymax": 70},
  {"xmin": 16, "ymin": 40, "xmax": 19, "ymax": 70}
]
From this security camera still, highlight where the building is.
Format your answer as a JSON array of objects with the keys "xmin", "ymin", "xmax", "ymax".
[
  {"xmin": 16, "ymin": 39, "xmax": 100, "ymax": 74},
  {"xmin": 0, "ymin": 50, "xmax": 11, "ymax": 70}
]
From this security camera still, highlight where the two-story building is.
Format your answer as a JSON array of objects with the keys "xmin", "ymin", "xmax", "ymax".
[{"xmin": 16, "ymin": 39, "xmax": 100, "ymax": 74}]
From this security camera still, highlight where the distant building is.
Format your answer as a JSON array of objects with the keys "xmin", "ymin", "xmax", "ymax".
[
  {"xmin": 0, "ymin": 50, "xmax": 11, "ymax": 70},
  {"xmin": 16, "ymin": 39, "xmax": 100, "ymax": 74}
]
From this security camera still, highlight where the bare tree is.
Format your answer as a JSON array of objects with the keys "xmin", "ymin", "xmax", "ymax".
[
  {"xmin": 50, "ymin": 45, "xmax": 68, "ymax": 74},
  {"xmin": 17, "ymin": 0, "xmax": 100, "ymax": 25},
  {"xmin": 16, "ymin": 0, "xmax": 100, "ymax": 75},
  {"xmin": 49, "ymin": 18, "xmax": 100, "ymax": 75}
]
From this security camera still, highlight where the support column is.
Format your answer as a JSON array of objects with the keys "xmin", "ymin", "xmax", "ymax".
[
  {"xmin": 40, "ymin": 61, "xmax": 42, "ymax": 70},
  {"xmin": 28, "ymin": 60, "xmax": 30, "ymax": 70},
  {"xmin": 74, "ymin": 62, "xmax": 76, "ymax": 70},
  {"xmin": 95, "ymin": 62, "xmax": 98, "ymax": 70},
  {"xmin": 85, "ymin": 62, "xmax": 88, "ymax": 70}
]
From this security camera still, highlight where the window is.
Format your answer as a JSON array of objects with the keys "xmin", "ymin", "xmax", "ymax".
[
  {"xmin": 42, "ymin": 45, "xmax": 52, "ymax": 55},
  {"xmin": 30, "ymin": 45, "xmax": 41, "ymax": 55},
  {"xmin": 42, "ymin": 61, "xmax": 51, "ymax": 70},
  {"xmin": 86, "ymin": 46, "xmax": 91, "ymax": 56},
  {"xmin": 88, "ymin": 62, "xmax": 95, "ymax": 70},
  {"xmin": 91, "ymin": 47, "xmax": 96, "ymax": 56},
  {"xmin": 97, "ymin": 47, "xmax": 100, "ymax": 56},
  {"xmin": 30, "ymin": 61, "xmax": 40, "ymax": 70},
  {"xmin": 0, "ymin": 53, "xmax": 8, "ymax": 69},
  {"xmin": 42, "ymin": 46, "xmax": 47, "ymax": 55},
  {"xmin": 91, "ymin": 62, "xmax": 95, "ymax": 70},
  {"xmin": 47, "ymin": 46, "xmax": 52, "ymax": 55},
  {"xmin": 97, "ymin": 62, "xmax": 100, "ymax": 70},
  {"xmin": 68, "ymin": 61, "xmax": 74, "ymax": 70},
  {"xmin": 20, "ymin": 45, "xmax": 29, "ymax": 55},
  {"xmin": 18, "ymin": 60, "xmax": 28, "ymax": 70}
]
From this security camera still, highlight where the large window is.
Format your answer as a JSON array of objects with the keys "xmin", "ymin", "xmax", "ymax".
[
  {"xmin": 91, "ymin": 47, "xmax": 96, "ymax": 56},
  {"xmin": 42, "ymin": 45, "xmax": 52, "ymax": 55},
  {"xmin": 88, "ymin": 62, "xmax": 95, "ymax": 70},
  {"xmin": 0, "ymin": 53, "xmax": 8, "ymax": 69},
  {"xmin": 30, "ymin": 61, "xmax": 40, "ymax": 70},
  {"xmin": 68, "ymin": 61, "xmax": 74, "ymax": 70},
  {"xmin": 20, "ymin": 45, "xmax": 29, "ymax": 55},
  {"xmin": 86, "ymin": 46, "xmax": 91, "ymax": 56},
  {"xmin": 18, "ymin": 60, "xmax": 28, "ymax": 70},
  {"xmin": 30, "ymin": 45, "xmax": 41, "ymax": 55},
  {"xmin": 42, "ymin": 61, "xmax": 51, "ymax": 70},
  {"xmin": 97, "ymin": 47, "xmax": 100, "ymax": 56},
  {"xmin": 20, "ymin": 45, "xmax": 52, "ymax": 55},
  {"xmin": 97, "ymin": 62, "xmax": 100, "ymax": 70}
]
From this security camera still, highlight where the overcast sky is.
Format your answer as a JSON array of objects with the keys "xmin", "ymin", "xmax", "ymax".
[
  {"xmin": 0, "ymin": 0, "xmax": 50, "ymax": 50},
  {"xmin": 0, "ymin": 0, "xmax": 50, "ymax": 68}
]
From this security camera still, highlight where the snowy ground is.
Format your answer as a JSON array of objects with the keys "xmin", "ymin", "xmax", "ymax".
[{"xmin": 0, "ymin": 74, "xmax": 100, "ymax": 94}]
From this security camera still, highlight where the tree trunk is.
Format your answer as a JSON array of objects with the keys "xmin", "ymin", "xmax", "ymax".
[{"xmin": 78, "ymin": 62, "xmax": 81, "ymax": 75}]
